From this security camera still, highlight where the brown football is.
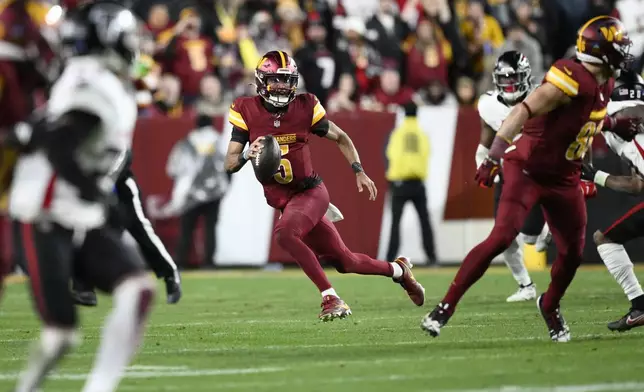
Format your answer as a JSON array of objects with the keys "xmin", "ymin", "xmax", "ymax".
[{"xmin": 252, "ymin": 135, "xmax": 282, "ymax": 183}]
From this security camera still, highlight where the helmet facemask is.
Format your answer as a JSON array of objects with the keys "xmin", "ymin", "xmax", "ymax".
[
  {"xmin": 256, "ymin": 71, "xmax": 298, "ymax": 107},
  {"xmin": 494, "ymin": 67, "xmax": 531, "ymax": 105}
]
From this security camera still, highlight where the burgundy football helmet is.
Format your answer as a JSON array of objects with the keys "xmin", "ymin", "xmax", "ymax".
[
  {"xmin": 255, "ymin": 50, "xmax": 299, "ymax": 107},
  {"xmin": 576, "ymin": 16, "xmax": 634, "ymax": 72}
]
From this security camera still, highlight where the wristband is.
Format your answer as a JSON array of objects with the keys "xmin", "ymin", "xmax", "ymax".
[
  {"xmin": 488, "ymin": 136, "xmax": 511, "ymax": 161},
  {"xmin": 242, "ymin": 149, "xmax": 250, "ymax": 160},
  {"xmin": 238, "ymin": 152, "xmax": 248, "ymax": 166},
  {"xmin": 351, "ymin": 162, "xmax": 364, "ymax": 174},
  {"xmin": 594, "ymin": 170, "xmax": 609, "ymax": 187}
]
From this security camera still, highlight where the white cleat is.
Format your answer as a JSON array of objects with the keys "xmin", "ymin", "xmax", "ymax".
[{"xmin": 506, "ymin": 283, "xmax": 537, "ymax": 302}]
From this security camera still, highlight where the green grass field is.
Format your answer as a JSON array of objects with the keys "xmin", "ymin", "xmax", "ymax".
[{"xmin": 1, "ymin": 266, "xmax": 644, "ymax": 392}]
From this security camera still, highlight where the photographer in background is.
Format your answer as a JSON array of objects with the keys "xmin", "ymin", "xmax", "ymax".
[
  {"xmin": 384, "ymin": 103, "xmax": 437, "ymax": 265},
  {"xmin": 153, "ymin": 115, "xmax": 230, "ymax": 269}
]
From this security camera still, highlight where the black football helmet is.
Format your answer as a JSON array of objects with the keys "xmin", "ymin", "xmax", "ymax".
[
  {"xmin": 611, "ymin": 70, "xmax": 644, "ymax": 102},
  {"xmin": 60, "ymin": 1, "xmax": 140, "ymax": 73},
  {"xmin": 493, "ymin": 51, "xmax": 532, "ymax": 105}
]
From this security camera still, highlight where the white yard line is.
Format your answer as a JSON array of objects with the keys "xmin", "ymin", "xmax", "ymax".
[
  {"xmin": 0, "ymin": 366, "xmax": 284, "ymax": 381},
  {"xmin": 455, "ymin": 382, "xmax": 644, "ymax": 392}
]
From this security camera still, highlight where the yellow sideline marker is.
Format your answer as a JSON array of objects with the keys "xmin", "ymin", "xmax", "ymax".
[{"xmin": 523, "ymin": 244, "xmax": 547, "ymax": 271}]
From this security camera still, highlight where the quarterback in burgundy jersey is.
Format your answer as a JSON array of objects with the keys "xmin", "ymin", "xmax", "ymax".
[
  {"xmin": 225, "ymin": 50, "xmax": 425, "ymax": 321},
  {"xmin": 422, "ymin": 16, "xmax": 644, "ymax": 342}
]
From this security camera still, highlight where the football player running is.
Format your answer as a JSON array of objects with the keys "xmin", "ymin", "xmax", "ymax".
[
  {"xmin": 11, "ymin": 3, "xmax": 156, "ymax": 391},
  {"xmin": 422, "ymin": 16, "xmax": 642, "ymax": 342},
  {"xmin": 581, "ymin": 70, "xmax": 644, "ymax": 332},
  {"xmin": 477, "ymin": 50, "xmax": 544, "ymax": 302},
  {"xmin": 224, "ymin": 50, "xmax": 425, "ymax": 321}
]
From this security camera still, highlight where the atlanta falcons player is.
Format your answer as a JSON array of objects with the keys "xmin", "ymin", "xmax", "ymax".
[
  {"xmin": 10, "ymin": 3, "xmax": 155, "ymax": 391},
  {"xmin": 477, "ymin": 51, "xmax": 545, "ymax": 302},
  {"xmin": 581, "ymin": 70, "xmax": 644, "ymax": 332}
]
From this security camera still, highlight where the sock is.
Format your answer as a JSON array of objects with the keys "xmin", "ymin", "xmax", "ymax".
[
  {"xmin": 442, "ymin": 230, "xmax": 509, "ymax": 313},
  {"xmin": 503, "ymin": 237, "xmax": 532, "ymax": 287},
  {"xmin": 598, "ymin": 243, "xmax": 644, "ymax": 301},
  {"xmin": 15, "ymin": 327, "xmax": 79, "ymax": 392},
  {"xmin": 82, "ymin": 276, "xmax": 155, "ymax": 392},
  {"xmin": 390, "ymin": 262, "xmax": 403, "ymax": 279},
  {"xmin": 632, "ymin": 295, "xmax": 644, "ymax": 310},
  {"xmin": 276, "ymin": 228, "xmax": 333, "ymax": 292},
  {"xmin": 321, "ymin": 288, "xmax": 338, "ymax": 298}
]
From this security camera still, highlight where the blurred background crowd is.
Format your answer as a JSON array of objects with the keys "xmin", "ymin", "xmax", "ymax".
[{"xmin": 125, "ymin": 0, "xmax": 644, "ymax": 119}]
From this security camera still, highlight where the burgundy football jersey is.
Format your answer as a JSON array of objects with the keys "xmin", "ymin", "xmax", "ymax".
[
  {"xmin": 507, "ymin": 58, "xmax": 614, "ymax": 184},
  {"xmin": 228, "ymin": 93, "xmax": 327, "ymax": 209}
]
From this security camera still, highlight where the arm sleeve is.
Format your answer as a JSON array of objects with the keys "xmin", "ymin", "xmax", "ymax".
[
  {"xmin": 41, "ymin": 110, "xmax": 103, "ymax": 202},
  {"xmin": 231, "ymin": 126, "xmax": 250, "ymax": 144},
  {"xmin": 544, "ymin": 61, "xmax": 580, "ymax": 97}
]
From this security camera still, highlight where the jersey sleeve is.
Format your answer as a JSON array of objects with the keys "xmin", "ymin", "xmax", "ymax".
[
  {"xmin": 544, "ymin": 60, "xmax": 581, "ymax": 98},
  {"xmin": 477, "ymin": 92, "xmax": 503, "ymax": 132},
  {"xmin": 309, "ymin": 94, "xmax": 327, "ymax": 127},
  {"xmin": 228, "ymin": 99, "xmax": 248, "ymax": 131}
]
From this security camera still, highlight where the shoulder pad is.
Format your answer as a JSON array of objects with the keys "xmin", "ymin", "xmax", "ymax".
[
  {"xmin": 545, "ymin": 59, "xmax": 581, "ymax": 97},
  {"xmin": 477, "ymin": 91, "xmax": 507, "ymax": 132},
  {"xmin": 228, "ymin": 97, "xmax": 249, "ymax": 131}
]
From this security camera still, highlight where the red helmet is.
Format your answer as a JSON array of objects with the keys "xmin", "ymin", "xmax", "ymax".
[
  {"xmin": 576, "ymin": 16, "xmax": 634, "ymax": 72},
  {"xmin": 255, "ymin": 50, "xmax": 299, "ymax": 107}
]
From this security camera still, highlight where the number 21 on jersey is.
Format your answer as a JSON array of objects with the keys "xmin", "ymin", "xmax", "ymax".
[
  {"xmin": 274, "ymin": 145, "xmax": 293, "ymax": 184},
  {"xmin": 565, "ymin": 118, "xmax": 604, "ymax": 161}
]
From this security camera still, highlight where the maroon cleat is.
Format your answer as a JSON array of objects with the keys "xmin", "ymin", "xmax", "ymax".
[
  {"xmin": 393, "ymin": 256, "xmax": 425, "ymax": 306},
  {"xmin": 319, "ymin": 295, "xmax": 352, "ymax": 322}
]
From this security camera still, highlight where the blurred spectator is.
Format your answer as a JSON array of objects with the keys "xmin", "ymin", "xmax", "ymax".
[
  {"xmin": 455, "ymin": 75, "xmax": 476, "ymax": 105},
  {"xmin": 337, "ymin": 17, "xmax": 383, "ymax": 95},
  {"xmin": 295, "ymin": 15, "xmax": 338, "ymax": 106},
  {"xmin": 498, "ymin": 24, "xmax": 543, "ymax": 81},
  {"xmin": 369, "ymin": 65, "xmax": 415, "ymax": 112},
  {"xmin": 277, "ymin": 0, "xmax": 307, "ymax": 50},
  {"xmin": 327, "ymin": 73, "xmax": 358, "ymax": 113},
  {"xmin": 158, "ymin": 9, "xmax": 215, "ymax": 102},
  {"xmin": 146, "ymin": 3, "xmax": 170, "ymax": 37},
  {"xmin": 512, "ymin": 0, "xmax": 547, "ymax": 59},
  {"xmin": 404, "ymin": 17, "xmax": 452, "ymax": 90},
  {"xmin": 417, "ymin": 79, "xmax": 449, "ymax": 105},
  {"xmin": 615, "ymin": 0, "xmax": 644, "ymax": 71},
  {"xmin": 460, "ymin": 0, "xmax": 504, "ymax": 76},
  {"xmin": 366, "ymin": 0, "xmax": 411, "ymax": 65},
  {"xmin": 248, "ymin": 10, "xmax": 291, "ymax": 56},
  {"xmin": 422, "ymin": 0, "xmax": 470, "ymax": 70},
  {"xmin": 195, "ymin": 75, "xmax": 230, "ymax": 117},
  {"xmin": 487, "ymin": 0, "xmax": 512, "ymax": 28}
]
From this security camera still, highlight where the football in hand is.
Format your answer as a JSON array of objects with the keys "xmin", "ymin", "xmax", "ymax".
[{"xmin": 252, "ymin": 135, "xmax": 281, "ymax": 183}]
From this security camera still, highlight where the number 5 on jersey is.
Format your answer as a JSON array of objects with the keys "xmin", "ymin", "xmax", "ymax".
[{"xmin": 274, "ymin": 145, "xmax": 293, "ymax": 184}]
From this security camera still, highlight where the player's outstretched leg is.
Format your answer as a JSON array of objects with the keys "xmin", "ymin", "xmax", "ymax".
[
  {"xmin": 503, "ymin": 236, "xmax": 536, "ymax": 302},
  {"xmin": 594, "ymin": 229, "xmax": 644, "ymax": 332},
  {"xmin": 421, "ymin": 161, "xmax": 538, "ymax": 337},
  {"xmin": 82, "ymin": 274, "xmax": 155, "ymax": 392},
  {"xmin": 305, "ymin": 217, "xmax": 425, "ymax": 306}
]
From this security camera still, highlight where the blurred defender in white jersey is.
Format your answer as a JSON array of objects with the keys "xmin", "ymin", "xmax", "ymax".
[
  {"xmin": 476, "ymin": 51, "xmax": 548, "ymax": 302},
  {"xmin": 9, "ymin": 2, "xmax": 155, "ymax": 392},
  {"xmin": 581, "ymin": 70, "xmax": 644, "ymax": 332}
]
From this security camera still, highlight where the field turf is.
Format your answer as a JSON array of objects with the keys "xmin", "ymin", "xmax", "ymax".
[{"xmin": 1, "ymin": 266, "xmax": 644, "ymax": 392}]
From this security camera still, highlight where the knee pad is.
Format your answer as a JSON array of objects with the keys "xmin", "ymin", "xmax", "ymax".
[{"xmin": 521, "ymin": 234, "xmax": 538, "ymax": 245}]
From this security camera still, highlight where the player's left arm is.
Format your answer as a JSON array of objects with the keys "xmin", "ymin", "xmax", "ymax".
[
  {"xmin": 39, "ymin": 110, "xmax": 107, "ymax": 202},
  {"xmin": 322, "ymin": 120, "xmax": 378, "ymax": 200}
]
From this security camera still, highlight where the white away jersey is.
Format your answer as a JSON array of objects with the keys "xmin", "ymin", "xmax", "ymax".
[
  {"xmin": 9, "ymin": 56, "xmax": 138, "ymax": 230},
  {"xmin": 477, "ymin": 90, "xmax": 512, "ymax": 132},
  {"xmin": 603, "ymin": 100, "xmax": 644, "ymax": 178}
]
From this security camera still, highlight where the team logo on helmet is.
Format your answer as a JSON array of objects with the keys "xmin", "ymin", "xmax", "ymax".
[{"xmin": 576, "ymin": 16, "xmax": 633, "ymax": 72}]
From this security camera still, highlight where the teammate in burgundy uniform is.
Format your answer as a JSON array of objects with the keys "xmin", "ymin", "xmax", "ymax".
[
  {"xmin": 422, "ymin": 16, "xmax": 643, "ymax": 342},
  {"xmin": 0, "ymin": 0, "xmax": 59, "ymax": 302},
  {"xmin": 581, "ymin": 70, "xmax": 644, "ymax": 332},
  {"xmin": 225, "ymin": 50, "xmax": 425, "ymax": 321}
]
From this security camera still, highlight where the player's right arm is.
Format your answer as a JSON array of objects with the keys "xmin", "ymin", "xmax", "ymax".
[
  {"xmin": 224, "ymin": 101, "xmax": 263, "ymax": 174},
  {"xmin": 476, "ymin": 120, "xmax": 495, "ymax": 168}
]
